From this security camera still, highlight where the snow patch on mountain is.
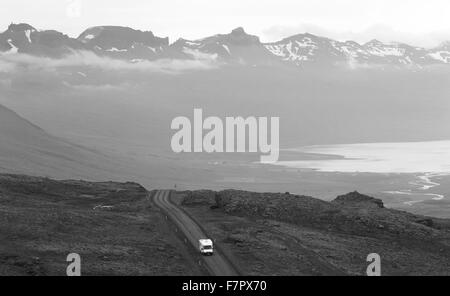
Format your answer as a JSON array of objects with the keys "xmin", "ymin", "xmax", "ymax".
[
  {"xmin": 185, "ymin": 41, "xmax": 201, "ymax": 46},
  {"xmin": 80, "ymin": 33, "xmax": 97, "ymax": 44},
  {"xmin": 366, "ymin": 46, "xmax": 405, "ymax": 57},
  {"xmin": 264, "ymin": 41, "xmax": 311, "ymax": 64},
  {"xmin": 24, "ymin": 30, "xmax": 32, "ymax": 43},
  {"xmin": 428, "ymin": 51, "xmax": 450, "ymax": 63},
  {"xmin": 106, "ymin": 47, "xmax": 128, "ymax": 52},
  {"xmin": 182, "ymin": 47, "xmax": 218, "ymax": 61},
  {"xmin": 222, "ymin": 44, "xmax": 231, "ymax": 55},
  {"xmin": 6, "ymin": 39, "xmax": 18, "ymax": 54}
]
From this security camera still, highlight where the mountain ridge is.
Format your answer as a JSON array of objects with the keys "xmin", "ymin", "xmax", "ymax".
[{"xmin": 1, "ymin": 22, "xmax": 449, "ymax": 67}]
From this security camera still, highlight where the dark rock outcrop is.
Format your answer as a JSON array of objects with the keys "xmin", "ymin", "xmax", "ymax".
[{"xmin": 333, "ymin": 191, "xmax": 384, "ymax": 209}]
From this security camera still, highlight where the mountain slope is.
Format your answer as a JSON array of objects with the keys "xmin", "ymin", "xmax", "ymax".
[{"xmin": 0, "ymin": 102, "xmax": 130, "ymax": 180}]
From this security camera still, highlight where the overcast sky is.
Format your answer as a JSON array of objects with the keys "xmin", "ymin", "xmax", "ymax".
[{"xmin": 2, "ymin": 0, "xmax": 450, "ymax": 47}]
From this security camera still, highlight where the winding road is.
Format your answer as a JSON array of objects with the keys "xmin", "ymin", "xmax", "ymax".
[{"xmin": 153, "ymin": 190, "xmax": 238, "ymax": 276}]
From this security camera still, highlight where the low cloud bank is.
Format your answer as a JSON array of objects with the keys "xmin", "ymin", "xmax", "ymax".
[{"xmin": 0, "ymin": 50, "xmax": 219, "ymax": 74}]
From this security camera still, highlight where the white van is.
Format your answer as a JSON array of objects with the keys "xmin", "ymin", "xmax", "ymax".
[{"xmin": 198, "ymin": 239, "xmax": 214, "ymax": 256}]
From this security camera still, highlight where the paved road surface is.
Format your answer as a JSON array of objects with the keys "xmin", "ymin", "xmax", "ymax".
[{"xmin": 153, "ymin": 190, "xmax": 238, "ymax": 276}]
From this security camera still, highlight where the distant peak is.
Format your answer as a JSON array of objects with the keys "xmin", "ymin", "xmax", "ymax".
[
  {"xmin": 7, "ymin": 23, "xmax": 36, "ymax": 33},
  {"xmin": 79, "ymin": 25, "xmax": 156, "ymax": 38},
  {"xmin": 365, "ymin": 39, "xmax": 383, "ymax": 46},
  {"xmin": 231, "ymin": 27, "xmax": 246, "ymax": 35},
  {"xmin": 77, "ymin": 25, "xmax": 169, "ymax": 48},
  {"xmin": 289, "ymin": 32, "xmax": 317, "ymax": 38},
  {"xmin": 303, "ymin": 32, "xmax": 317, "ymax": 37},
  {"xmin": 221, "ymin": 27, "xmax": 260, "ymax": 45}
]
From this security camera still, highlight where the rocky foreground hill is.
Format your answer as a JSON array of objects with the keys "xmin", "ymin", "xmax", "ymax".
[
  {"xmin": 0, "ymin": 174, "xmax": 204, "ymax": 276},
  {"xmin": 179, "ymin": 190, "xmax": 450, "ymax": 275},
  {"xmin": 1, "ymin": 173, "xmax": 449, "ymax": 275}
]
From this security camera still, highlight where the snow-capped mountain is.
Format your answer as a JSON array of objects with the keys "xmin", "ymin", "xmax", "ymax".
[
  {"xmin": 264, "ymin": 34, "xmax": 348, "ymax": 66},
  {"xmin": 426, "ymin": 41, "xmax": 450, "ymax": 64},
  {"xmin": 0, "ymin": 23, "xmax": 36, "ymax": 53},
  {"xmin": 77, "ymin": 26, "xmax": 169, "ymax": 60},
  {"xmin": 0, "ymin": 23, "xmax": 169, "ymax": 61},
  {"xmin": 264, "ymin": 34, "xmax": 447, "ymax": 67},
  {"xmin": 0, "ymin": 23, "xmax": 86, "ymax": 57},
  {"xmin": 1, "ymin": 23, "xmax": 450, "ymax": 68},
  {"xmin": 170, "ymin": 27, "xmax": 278, "ymax": 64}
]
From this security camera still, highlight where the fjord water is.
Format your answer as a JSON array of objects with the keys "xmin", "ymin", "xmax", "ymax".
[
  {"xmin": 277, "ymin": 140, "xmax": 450, "ymax": 174},
  {"xmin": 275, "ymin": 140, "xmax": 450, "ymax": 216}
]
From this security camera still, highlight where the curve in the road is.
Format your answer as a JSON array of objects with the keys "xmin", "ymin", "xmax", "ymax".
[{"xmin": 153, "ymin": 190, "xmax": 238, "ymax": 276}]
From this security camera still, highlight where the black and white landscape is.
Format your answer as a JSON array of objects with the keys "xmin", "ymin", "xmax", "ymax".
[
  {"xmin": 1, "ymin": 23, "xmax": 450, "ymax": 66},
  {"xmin": 1, "ymin": 1, "xmax": 450, "ymax": 277}
]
